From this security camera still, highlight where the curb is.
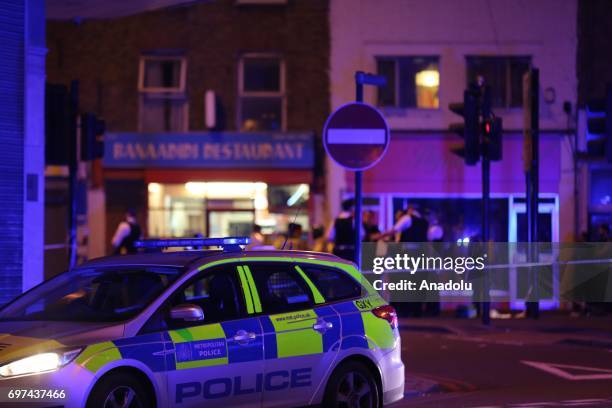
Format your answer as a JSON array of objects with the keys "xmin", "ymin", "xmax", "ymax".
[{"xmin": 403, "ymin": 374, "xmax": 441, "ymax": 397}]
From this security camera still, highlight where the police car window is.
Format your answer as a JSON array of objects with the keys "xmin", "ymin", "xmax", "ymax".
[
  {"xmin": 167, "ymin": 266, "xmax": 242, "ymax": 328},
  {"xmin": 248, "ymin": 263, "xmax": 313, "ymax": 314},
  {"xmin": 299, "ymin": 265, "xmax": 364, "ymax": 302},
  {"xmin": 0, "ymin": 267, "xmax": 180, "ymax": 322}
]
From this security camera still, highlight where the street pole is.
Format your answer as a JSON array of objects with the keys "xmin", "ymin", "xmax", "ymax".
[
  {"xmin": 481, "ymin": 153, "xmax": 491, "ymax": 325},
  {"xmin": 526, "ymin": 69, "xmax": 540, "ymax": 319},
  {"xmin": 354, "ymin": 74, "xmax": 364, "ymax": 268},
  {"xmin": 480, "ymin": 84, "xmax": 492, "ymax": 325},
  {"xmin": 68, "ymin": 80, "xmax": 79, "ymax": 269},
  {"xmin": 351, "ymin": 71, "xmax": 387, "ymax": 268}
]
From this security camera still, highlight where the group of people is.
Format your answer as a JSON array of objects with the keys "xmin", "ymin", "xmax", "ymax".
[
  {"xmin": 326, "ymin": 198, "xmax": 443, "ymax": 262},
  {"xmin": 110, "ymin": 200, "xmax": 445, "ymax": 258}
]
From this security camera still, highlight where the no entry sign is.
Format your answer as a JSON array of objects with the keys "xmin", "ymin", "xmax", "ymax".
[{"xmin": 323, "ymin": 102, "xmax": 390, "ymax": 171}]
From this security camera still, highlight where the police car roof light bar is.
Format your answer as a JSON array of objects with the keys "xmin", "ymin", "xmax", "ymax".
[{"xmin": 134, "ymin": 237, "xmax": 250, "ymax": 252}]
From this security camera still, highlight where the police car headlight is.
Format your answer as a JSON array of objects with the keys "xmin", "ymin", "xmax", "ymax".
[{"xmin": 0, "ymin": 348, "xmax": 82, "ymax": 378}]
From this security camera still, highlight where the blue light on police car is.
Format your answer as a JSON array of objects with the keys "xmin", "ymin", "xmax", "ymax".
[{"xmin": 134, "ymin": 237, "xmax": 250, "ymax": 250}]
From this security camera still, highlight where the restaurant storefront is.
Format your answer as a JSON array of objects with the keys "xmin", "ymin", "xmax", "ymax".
[{"xmin": 102, "ymin": 132, "xmax": 314, "ymax": 248}]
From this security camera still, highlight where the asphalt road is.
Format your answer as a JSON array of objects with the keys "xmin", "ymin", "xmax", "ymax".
[{"xmin": 393, "ymin": 319, "xmax": 612, "ymax": 408}]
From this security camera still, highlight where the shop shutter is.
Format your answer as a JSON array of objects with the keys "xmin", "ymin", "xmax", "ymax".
[{"xmin": 0, "ymin": 0, "xmax": 24, "ymax": 304}]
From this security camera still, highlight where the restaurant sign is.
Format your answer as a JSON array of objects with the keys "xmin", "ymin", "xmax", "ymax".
[{"xmin": 103, "ymin": 132, "xmax": 314, "ymax": 169}]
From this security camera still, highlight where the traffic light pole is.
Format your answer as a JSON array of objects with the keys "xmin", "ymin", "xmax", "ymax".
[
  {"xmin": 525, "ymin": 69, "xmax": 540, "ymax": 319},
  {"xmin": 481, "ymin": 153, "xmax": 491, "ymax": 325},
  {"xmin": 480, "ymin": 85, "xmax": 492, "ymax": 326},
  {"xmin": 68, "ymin": 80, "xmax": 79, "ymax": 269}
]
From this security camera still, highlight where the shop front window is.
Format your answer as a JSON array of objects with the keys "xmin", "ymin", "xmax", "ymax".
[
  {"xmin": 147, "ymin": 182, "xmax": 309, "ymax": 242},
  {"xmin": 390, "ymin": 196, "xmax": 509, "ymax": 243}
]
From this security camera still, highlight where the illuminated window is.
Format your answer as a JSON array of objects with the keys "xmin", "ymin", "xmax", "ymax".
[
  {"xmin": 376, "ymin": 56, "xmax": 439, "ymax": 109},
  {"xmin": 466, "ymin": 56, "xmax": 531, "ymax": 108},
  {"xmin": 239, "ymin": 55, "xmax": 285, "ymax": 131}
]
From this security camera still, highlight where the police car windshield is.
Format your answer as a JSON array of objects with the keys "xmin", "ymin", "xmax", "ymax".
[{"xmin": 0, "ymin": 267, "xmax": 181, "ymax": 322}]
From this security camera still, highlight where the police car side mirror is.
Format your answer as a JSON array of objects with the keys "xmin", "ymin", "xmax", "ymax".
[{"xmin": 170, "ymin": 304, "xmax": 205, "ymax": 322}]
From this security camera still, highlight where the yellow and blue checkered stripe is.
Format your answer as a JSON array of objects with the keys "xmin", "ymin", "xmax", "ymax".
[{"xmin": 166, "ymin": 317, "xmax": 264, "ymax": 370}]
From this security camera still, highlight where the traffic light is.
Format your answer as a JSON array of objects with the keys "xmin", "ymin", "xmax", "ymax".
[
  {"xmin": 483, "ymin": 116, "xmax": 503, "ymax": 161},
  {"xmin": 81, "ymin": 113, "xmax": 106, "ymax": 161},
  {"xmin": 449, "ymin": 89, "xmax": 480, "ymax": 165},
  {"xmin": 586, "ymin": 86, "xmax": 612, "ymax": 162}
]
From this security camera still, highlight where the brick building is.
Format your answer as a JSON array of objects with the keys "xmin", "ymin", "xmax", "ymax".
[{"xmin": 46, "ymin": 0, "xmax": 330, "ymax": 257}]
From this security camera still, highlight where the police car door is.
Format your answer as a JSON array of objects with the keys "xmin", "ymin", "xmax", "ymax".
[
  {"xmin": 165, "ymin": 264, "xmax": 265, "ymax": 407},
  {"xmin": 245, "ymin": 262, "xmax": 341, "ymax": 408}
]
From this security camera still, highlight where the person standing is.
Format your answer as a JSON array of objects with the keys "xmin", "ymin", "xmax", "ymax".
[
  {"xmin": 363, "ymin": 210, "xmax": 382, "ymax": 242},
  {"xmin": 327, "ymin": 199, "xmax": 363, "ymax": 261},
  {"xmin": 249, "ymin": 224, "xmax": 265, "ymax": 247},
  {"xmin": 380, "ymin": 205, "xmax": 430, "ymax": 317},
  {"xmin": 111, "ymin": 209, "xmax": 142, "ymax": 255},
  {"xmin": 380, "ymin": 205, "xmax": 429, "ymax": 243}
]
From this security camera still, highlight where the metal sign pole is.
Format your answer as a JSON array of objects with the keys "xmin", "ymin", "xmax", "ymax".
[
  {"xmin": 354, "ymin": 74, "xmax": 364, "ymax": 268},
  {"xmin": 324, "ymin": 72, "xmax": 387, "ymax": 269}
]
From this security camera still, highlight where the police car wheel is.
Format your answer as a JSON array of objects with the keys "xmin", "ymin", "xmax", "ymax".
[
  {"xmin": 323, "ymin": 361, "xmax": 380, "ymax": 408},
  {"xmin": 87, "ymin": 372, "xmax": 152, "ymax": 408}
]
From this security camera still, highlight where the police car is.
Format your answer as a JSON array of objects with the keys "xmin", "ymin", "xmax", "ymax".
[{"xmin": 0, "ymin": 237, "xmax": 404, "ymax": 408}]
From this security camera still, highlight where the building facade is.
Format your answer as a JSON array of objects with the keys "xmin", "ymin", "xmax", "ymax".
[
  {"xmin": 0, "ymin": 0, "xmax": 46, "ymax": 302},
  {"xmin": 576, "ymin": 0, "xmax": 612, "ymax": 239},
  {"xmin": 46, "ymin": 0, "xmax": 330, "ymax": 257},
  {"xmin": 328, "ymin": 0, "xmax": 578, "ymax": 307}
]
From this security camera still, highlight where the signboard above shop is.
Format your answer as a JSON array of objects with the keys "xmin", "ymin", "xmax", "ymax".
[{"xmin": 103, "ymin": 132, "xmax": 314, "ymax": 169}]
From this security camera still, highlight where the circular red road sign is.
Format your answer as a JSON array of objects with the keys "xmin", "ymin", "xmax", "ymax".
[{"xmin": 323, "ymin": 102, "xmax": 390, "ymax": 171}]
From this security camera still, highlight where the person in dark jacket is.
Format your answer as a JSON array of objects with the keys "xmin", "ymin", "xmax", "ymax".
[
  {"xmin": 111, "ymin": 209, "xmax": 142, "ymax": 255},
  {"xmin": 380, "ymin": 205, "xmax": 429, "ymax": 243},
  {"xmin": 380, "ymin": 205, "xmax": 430, "ymax": 317},
  {"xmin": 327, "ymin": 199, "xmax": 364, "ymax": 261}
]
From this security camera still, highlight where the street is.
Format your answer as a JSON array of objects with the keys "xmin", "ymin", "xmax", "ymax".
[{"xmin": 395, "ymin": 316, "xmax": 612, "ymax": 408}]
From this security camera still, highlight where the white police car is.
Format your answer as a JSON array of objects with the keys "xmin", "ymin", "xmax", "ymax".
[{"xmin": 0, "ymin": 237, "xmax": 404, "ymax": 407}]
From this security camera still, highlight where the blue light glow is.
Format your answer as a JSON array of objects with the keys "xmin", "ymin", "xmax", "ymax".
[{"xmin": 135, "ymin": 237, "xmax": 250, "ymax": 249}]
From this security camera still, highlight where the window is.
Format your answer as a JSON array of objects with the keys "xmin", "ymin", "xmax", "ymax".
[
  {"xmin": 248, "ymin": 263, "xmax": 312, "ymax": 314},
  {"xmin": 139, "ymin": 57, "xmax": 186, "ymax": 93},
  {"xmin": 0, "ymin": 267, "xmax": 180, "ymax": 323},
  {"xmin": 466, "ymin": 56, "xmax": 531, "ymax": 108},
  {"xmin": 239, "ymin": 55, "xmax": 285, "ymax": 131},
  {"xmin": 299, "ymin": 265, "xmax": 365, "ymax": 302},
  {"xmin": 168, "ymin": 266, "xmax": 243, "ymax": 327},
  {"xmin": 138, "ymin": 55, "xmax": 188, "ymax": 132},
  {"xmin": 376, "ymin": 56, "xmax": 439, "ymax": 109}
]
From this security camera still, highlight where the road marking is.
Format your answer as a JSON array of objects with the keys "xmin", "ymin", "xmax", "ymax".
[
  {"xmin": 522, "ymin": 360, "xmax": 612, "ymax": 380},
  {"xmin": 470, "ymin": 399, "xmax": 611, "ymax": 408}
]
